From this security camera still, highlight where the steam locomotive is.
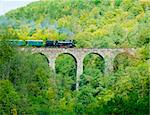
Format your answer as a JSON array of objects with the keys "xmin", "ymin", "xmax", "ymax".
[{"xmin": 8, "ymin": 40, "xmax": 75, "ymax": 48}]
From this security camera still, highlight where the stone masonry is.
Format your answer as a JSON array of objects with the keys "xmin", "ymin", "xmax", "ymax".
[{"xmin": 21, "ymin": 48, "xmax": 136, "ymax": 90}]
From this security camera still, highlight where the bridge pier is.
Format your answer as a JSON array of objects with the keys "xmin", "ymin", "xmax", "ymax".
[
  {"xmin": 27, "ymin": 48, "xmax": 135, "ymax": 90},
  {"xmin": 101, "ymin": 50, "xmax": 115, "ymax": 75},
  {"xmin": 76, "ymin": 58, "xmax": 83, "ymax": 90},
  {"xmin": 48, "ymin": 56, "xmax": 56, "ymax": 73},
  {"xmin": 104, "ymin": 57, "xmax": 114, "ymax": 75},
  {"xmin": 49, "ymin": 59, "xmax": 55, "ymax": 73}
]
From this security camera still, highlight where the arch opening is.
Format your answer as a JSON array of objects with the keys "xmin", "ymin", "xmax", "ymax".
[
  {"xmin": 55, "ymin": 53, "xmax": 77, "ymax": 91},
  {"xmin": 81, "ymin": 53, "xmax": 105, "ymax": 87},
  {"xmin": 32, "ymin": 53, "xmax": 49, "ymax": 65}
]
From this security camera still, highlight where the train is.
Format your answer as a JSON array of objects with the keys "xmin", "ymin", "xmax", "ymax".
[{"xmin": 7, "ymin": 40, "xmax": 75, "ymax": 48}]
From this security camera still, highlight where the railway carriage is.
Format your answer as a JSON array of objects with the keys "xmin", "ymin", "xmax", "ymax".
[
  {"xmin": 6, "ymin": 39, "xmax": 75, "ymax": 48},
  {"xmin": 9, "ymin": 40, "xmax": 26, "ymax": 46},
  {"xmin": 26, "ymin": 40, "xmax": 44, "ymax": 47}
]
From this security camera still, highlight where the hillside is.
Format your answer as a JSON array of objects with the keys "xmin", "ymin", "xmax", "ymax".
[
  {"xmin": 0, "ymin": 0, "xmax": 149, "ymax": 48},
  {"xmin": 0, "ymin": 0, "xmax": 149, "ymax": 114}
]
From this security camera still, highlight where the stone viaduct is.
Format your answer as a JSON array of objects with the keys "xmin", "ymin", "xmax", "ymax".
[{"xmin": 21, "ymin": 48, "xmax": 136, "ymax": 90}]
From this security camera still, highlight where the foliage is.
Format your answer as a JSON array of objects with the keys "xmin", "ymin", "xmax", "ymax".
[
  {"xmin": 0, "ymin": 0, "xmax": 149, "ymax": 114},
  {"xmin": 0, "ymin": 42, "xmax": 52, "ymax": 114},
  {"xmin": 0, "ymin": 0, "xmax": 149, "ymax": 48},
  {"xmin": 0, "ymin": 80, "xmax": 19, "ymax": 115}
]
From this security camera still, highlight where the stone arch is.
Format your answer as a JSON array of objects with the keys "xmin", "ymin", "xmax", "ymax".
[
  {"xmin": 55, "ymin": 52, "xmax": 77, "ymax": 65},
  {"xmin": 83, "ymin": 52, "xmax": 105, "ymax": 74},
  {"xmin": 113, "ymin": 52, "xmax": 135, "ymax": 71},
  {"xmin": 55, "ymin": 53, "xmax": 77, "ymax": 90},
  {"xmin": 32, "ymin": 52, "xmax": 49, "ymax": 64}
]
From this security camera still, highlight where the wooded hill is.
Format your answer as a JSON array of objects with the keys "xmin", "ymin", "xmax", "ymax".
[
  {"xmin": 0, "ymin": 0, "xmax": 149, "ymax": 114},
  {"xmin": 0, "ymin": 0, "xmax": 149, "ymax": 48}
]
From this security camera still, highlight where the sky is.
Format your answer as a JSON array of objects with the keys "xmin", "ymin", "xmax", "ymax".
[{"xmin": 0, "ymin": 0, "xmax": 39, "ymax": 16}]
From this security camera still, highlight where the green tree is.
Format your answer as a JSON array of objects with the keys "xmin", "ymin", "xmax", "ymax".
[{"xmin": 0, "ymin": 80, "xmax": 20, "ymax": 115}]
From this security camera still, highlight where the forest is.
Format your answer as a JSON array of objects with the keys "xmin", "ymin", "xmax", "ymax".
[{"xmin": 0, "ymin": 0, "xmax": 149, "ymax": 114}]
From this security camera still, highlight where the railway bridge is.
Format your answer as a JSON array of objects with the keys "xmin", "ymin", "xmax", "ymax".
[{"xmin": 21, "ymin": 48, "xmax": 136, "ymax": 90}]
